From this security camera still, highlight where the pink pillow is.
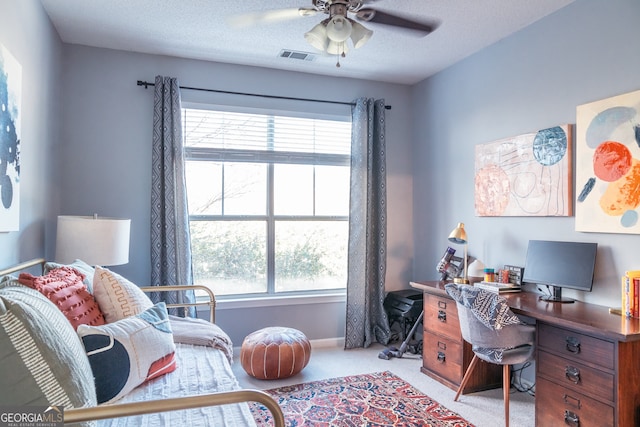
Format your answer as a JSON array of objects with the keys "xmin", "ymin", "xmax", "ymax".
[{"xmin": 19, "ymin": 267, "xmax": 106, "ymax": 330}]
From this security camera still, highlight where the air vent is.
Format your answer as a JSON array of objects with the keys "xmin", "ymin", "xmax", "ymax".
[{"xmin": 278, "ymin": 50, "xmax": 316, "ymax": 62}]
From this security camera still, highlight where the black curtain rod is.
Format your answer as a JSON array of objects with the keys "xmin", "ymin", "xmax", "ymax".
[{"xmin": 136, "ymin": 80, "xmax": 391, "ymax": 110}]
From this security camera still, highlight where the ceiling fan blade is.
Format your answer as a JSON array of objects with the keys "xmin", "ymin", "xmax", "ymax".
[
  {"xmin": 355, "ymin": 9, "xmax": 437, "ymax": 36},
  {"xmin": 228, "ymin": 7, "xmax": 318, "ymax": 29}
]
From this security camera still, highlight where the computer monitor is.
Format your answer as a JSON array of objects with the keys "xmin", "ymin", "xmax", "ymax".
[{"xmin": 522, "ymin": 240, "xmax": 597, "ymax": 303}]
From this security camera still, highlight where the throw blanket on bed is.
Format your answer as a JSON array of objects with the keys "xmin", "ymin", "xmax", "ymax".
[{"xmin": 169, "ymin": 315, "xmax": 233, "ymax": 362}]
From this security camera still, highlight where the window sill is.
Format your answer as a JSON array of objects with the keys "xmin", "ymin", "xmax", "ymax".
[{"xmin": 209, "ymin": 292, "xmax": 346, "ymax": 310}]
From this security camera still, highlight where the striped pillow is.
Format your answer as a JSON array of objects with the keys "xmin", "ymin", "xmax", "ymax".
[{"xmin": 0, "ymin": 283, "xmax": 97, "ymax": 424}]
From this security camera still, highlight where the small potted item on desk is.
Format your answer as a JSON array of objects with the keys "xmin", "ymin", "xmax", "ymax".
[{"xmin": 474, "ymin": 266, "xmax": 522, "ymax": 294}]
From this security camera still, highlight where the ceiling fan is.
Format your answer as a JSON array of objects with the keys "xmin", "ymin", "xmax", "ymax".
[{"xmin": 229, "ymin": 0, "xmax": 439, "ymax": 67}]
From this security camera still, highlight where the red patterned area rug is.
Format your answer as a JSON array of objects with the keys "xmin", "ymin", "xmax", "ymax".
[{"xmin": 250, "ymin": 371, "xmax": 474, "ymax": 427}]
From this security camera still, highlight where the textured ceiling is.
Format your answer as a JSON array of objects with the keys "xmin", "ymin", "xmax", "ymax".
[{"xmin": 39, "ymin": 0, "xmax": 575, "ymax": 85}]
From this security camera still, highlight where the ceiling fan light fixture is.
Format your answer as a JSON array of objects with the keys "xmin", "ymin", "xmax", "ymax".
[
  {"xmin": 326, "ymin": 40, "xmax": 349, "ymax": 56},
  {"xmin": 349, "ymin": 20, "xmax": 372, "ymax": 49},
  {"xmin": 304, "ymin": 22, "xmax": 329, "ymax": 51},
  {"xmin": 326, "ymin": 15, "xmax": 352, "ymax": 43}
]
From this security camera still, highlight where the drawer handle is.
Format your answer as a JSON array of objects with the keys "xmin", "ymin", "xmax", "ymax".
[
  {"xmin": 437, "ymin": 351, "xmax": 446, "ymax": 363},
  {"xmin": 564, "ymin": 410, "xmax": 580, "ymax": 427},
  {"xmin": 563, "ymin": 394, "xmax": 581, "ymax": 409},
  {"xmin": 438, "ymin": 310, "xmax": 447, "ymax": 322},
  {"xmin": 438, "ymin": 300, "xmax": 447, "ymax": 309},
  {"xmin": 565, "ymin": 366, "xmax": 581, "ymax": 384},
  {"xmin": 565, "ymin": 336, "xmax": 581, "ymax": 354},
  {"xmin": 437, "ymin": 341, "xmax": 447, "ymax": 350}
]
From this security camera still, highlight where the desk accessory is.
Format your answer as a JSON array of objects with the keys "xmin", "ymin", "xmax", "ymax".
[{"xmin": 448, "ymin": 222, "xmax": 469, "ymax": 284}]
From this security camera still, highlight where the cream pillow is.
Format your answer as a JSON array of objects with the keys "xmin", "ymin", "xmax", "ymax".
[
  {"xmin": 93, "ymin": 266, "xmax": 153, "ymax": 323},
  {"xmin": 77, "ymin": 302, "xmax": 176, "ymax": 404}
]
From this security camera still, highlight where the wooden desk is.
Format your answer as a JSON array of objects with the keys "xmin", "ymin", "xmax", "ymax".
[{"xmin": 410, "ymin": 281, "xmax": 640, "ymax": 427}]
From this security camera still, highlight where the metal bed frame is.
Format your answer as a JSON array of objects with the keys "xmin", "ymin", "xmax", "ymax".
[{"xmin": 0, "ymin": 258, "xmax": 284, "ymax": 427}]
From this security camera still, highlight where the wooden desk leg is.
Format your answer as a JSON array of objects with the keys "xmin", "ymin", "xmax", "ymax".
[{"xmin": 504, "ymin": 364, "xmax": 510, "ymax": 427}]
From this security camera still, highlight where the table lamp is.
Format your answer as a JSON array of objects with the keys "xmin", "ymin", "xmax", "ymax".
[
  {"xmin": 55, "ymin": 214, "xmax": 131, "ymax": 266},
  {"xmin": 448, "ymin": 222, "xmax": 469, "ymax": 284}
]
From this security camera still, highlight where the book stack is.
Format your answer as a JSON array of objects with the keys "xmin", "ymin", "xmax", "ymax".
[
  {"xmin": 622, "ymin": 270, "xmax": 640, "ymax": 318},
  {"xmin": 474, "ymin": 281, "xmax": 522, "ymax": 294}
]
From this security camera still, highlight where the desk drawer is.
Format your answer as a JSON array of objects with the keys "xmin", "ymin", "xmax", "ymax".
[
  {"xmin": 424, "ymin": 294, "xmax": 460, "ymax": 340},
  {"xmin": 538, "ymin": 350, "xmax": 614, "ymax": 403},
  {"xmin": 423, "ymin": 331, "xmax": 462, "ymax": 384},
  {"xmin": 536, "ymin": 377, "xmax": 614, "ymax": 427},
  {"xmin": 538, "ymin": 323, "xmax": 615, "ymax": 370}
]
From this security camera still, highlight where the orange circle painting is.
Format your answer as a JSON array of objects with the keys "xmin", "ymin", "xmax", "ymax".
[
  {"xmin": 593, "ymin": 141, "xmax": 632, "ymax": 182},
  {"xmin": 575, "ymin": 90, "xmax": 640, "ymax": 233}
]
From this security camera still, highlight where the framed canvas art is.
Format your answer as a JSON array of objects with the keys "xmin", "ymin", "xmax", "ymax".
[
  {"xmin": 474, "ymin": 124, "xmax": 572, "ymax": 217},
  {"xmin": 575, "ymin": 89, "xmax": 640, "ymax": 234},
  {"xmin": 0, "ymin": 44, "xmax": 22, "ymax": 232}
]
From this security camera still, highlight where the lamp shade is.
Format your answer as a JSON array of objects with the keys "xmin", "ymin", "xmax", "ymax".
[
  {"xmin": 304, "ymin": 22, "xmax": 328, "ymax": 51},
  {"xmin": 448, "ymin": 222, "xmax": 467, "ymax": 244},
  {"xmin": 448, "ymin": 222, "xmax": 469, "ymax": 284},
  {"xmin": 326, "ymin": 15, "xmax": 352, "ymax": 42},
  {"xmin": 326, "ymin": 40, "xmax": 349, "ymax": 55},
  {"xmin": 350, "ymin": 20, "xmax": 373, "ymax": 49},
  {"xmin": 55, "ymin": 215, "xmax": 131, "ymax": 266}
]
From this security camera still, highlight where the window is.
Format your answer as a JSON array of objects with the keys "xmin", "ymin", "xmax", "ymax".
[{"xmin": 183, "ymin": 107, "xmax": 351, "ymax": 298}]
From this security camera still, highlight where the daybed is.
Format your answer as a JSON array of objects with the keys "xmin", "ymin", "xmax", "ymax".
[{"xmin": 0, "ymin": 258, "xmax": 284, "ymax": 427}]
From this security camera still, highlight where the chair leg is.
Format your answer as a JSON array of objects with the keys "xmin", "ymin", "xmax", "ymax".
[
  {"xmin": 503, "ymin": 364, "xmax": 510, "ymax": 427},
  {"xmin": 454, "ymin": 354, "xmax": 480, "ymax": 401}
]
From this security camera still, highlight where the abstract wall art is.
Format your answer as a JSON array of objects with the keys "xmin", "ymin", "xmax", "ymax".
[
  {"xmin": 474, "ymin": 124, "xmax": 572, "ymax": 217},
  {"xmin": 0, "ymin": 44, "xmax": 21, "ymax": 232},
  {"xmin": 576, "ymin": 89, "xmax": 640, "ymax": 234}
]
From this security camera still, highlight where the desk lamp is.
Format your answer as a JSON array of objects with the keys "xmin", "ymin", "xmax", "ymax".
[
  {"xmin": 55, "ymin": 214, "xmax": 131, "ymax": 266},
  {"xmin": 448, "ymin": 222, "xmax": 469, "ymax": 284}
]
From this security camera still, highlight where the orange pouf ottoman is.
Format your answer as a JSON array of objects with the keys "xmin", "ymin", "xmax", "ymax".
[{"xmin": 240, "ymin": 327, "xmax": 311, "ymax": 380}]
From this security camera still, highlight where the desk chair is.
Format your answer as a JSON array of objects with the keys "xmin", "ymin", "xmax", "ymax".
[{"xmin": 445, "ymin": 283, "xmax": 535, "ymax": 427}]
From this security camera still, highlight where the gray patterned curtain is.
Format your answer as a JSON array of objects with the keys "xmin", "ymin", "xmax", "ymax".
[
  {"xmin": 150, "ymin": 75, "xmax": 195, "ymax": 317},
  {"xmin": 345, "ymin": 98, "xmax": 390, "ymax": 349}
]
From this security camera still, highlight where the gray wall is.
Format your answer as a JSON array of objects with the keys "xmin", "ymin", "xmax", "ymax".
[
  {"xmin": 55, "ymin": 46, "xmax": 414, "ymax": 343},
  {"xmin": 412, "ymin": 0, "xmax": 640, "ymax": 309},
  {"xmin": 0, "ymin": 0, "xmax": 62, "ymax": 268}
]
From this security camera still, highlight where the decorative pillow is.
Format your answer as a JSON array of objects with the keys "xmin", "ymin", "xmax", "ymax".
[
  {"xmin": 0, "ymin": 274, "xmax": 20, "ymax": 288},
  {"xmin": 18, "ymin": 267, "xmax": 105, "ymax": 330},
  {"xmin": 0, "ymin": 285, "xmax": 97, "ymax": 423},
  {"xmin": 93, "ymin": 266, "xmax": 153, "ymax": 323},
  {"xmin": 44, "ymin": 259, "xmax": 96, "ymax": 293},
  {"xmin": 77, "ymin": 302, "xmax": 177, "ymax": 404}
]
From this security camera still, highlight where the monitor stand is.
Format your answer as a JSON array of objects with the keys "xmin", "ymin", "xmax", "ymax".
[{"xmin": 540, "ymin": 285, "xmax": 575, "ymax": 303}]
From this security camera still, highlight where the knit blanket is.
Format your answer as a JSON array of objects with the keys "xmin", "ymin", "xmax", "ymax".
[
  {"xmin": 169, "ymin": 315, "xmax": 234, "ymax": 362},
  {"xmin": 445, "ymin": 284, "xmax": 522, "ymax": 331},
  {"xmin": 445, "ymin": 284, "xmax": 525, "ymax": 363}
]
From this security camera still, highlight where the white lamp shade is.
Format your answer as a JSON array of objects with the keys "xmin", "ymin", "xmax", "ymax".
[
  {"xmin": 326, "ymin": 16, "xmax": 352, "ymax": 42},
  {"xmin": 304, "ymin": 22, "xmax": 328, "ymax": 51},
  {"xmin": 326, "ymin": 40, "xmax": 349, "ymax": 55},
  {"xmin": 55, "ymin": 215, "xmax": 131, "ymax": 266},
  {"xmin": 350, "ymin": 20, "xmax": 372, "ymax": 49}
]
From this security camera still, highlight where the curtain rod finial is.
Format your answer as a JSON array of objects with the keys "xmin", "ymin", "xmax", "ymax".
[{"xmin": 137, "ymin": 80, "xmax": 152, "ymax": 89}]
